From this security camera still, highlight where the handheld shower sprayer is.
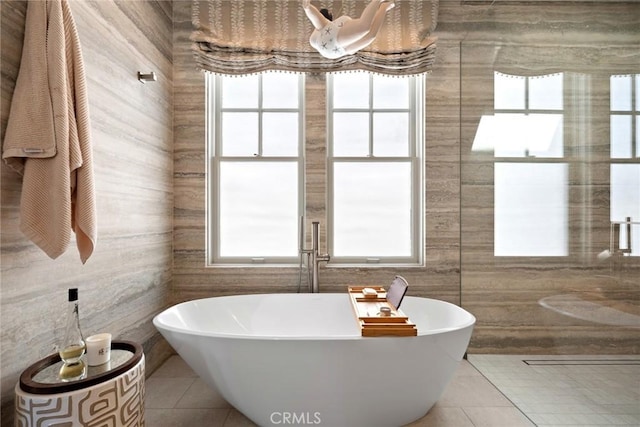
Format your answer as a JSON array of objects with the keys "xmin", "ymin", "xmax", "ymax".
[
  {"xmin": 297, "ymin": 216, "xmax": 312, "ymax": 293},
  {"xmin": 597, "ymin": 217, "xmax": 635, "ymax": 261}
]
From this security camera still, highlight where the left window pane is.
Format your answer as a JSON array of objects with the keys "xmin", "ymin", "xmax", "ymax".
[
  {"xmin": 219, "ymin": 162, "xmax": 299, "ymax": 257},
  {"xmin": 222, "ymin": 112, "xmax": 259, "ymax": 156},
  {"xmin": 221, "ymin": 74, "xmax": 259, "ymax": 108}
]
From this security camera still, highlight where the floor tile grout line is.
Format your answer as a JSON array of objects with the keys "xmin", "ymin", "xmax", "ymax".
[
  {"xmin": 523, "ymin": 359, "xmax": 640, "ymax": 366},
  {"xmin": 467, "ymin": 359, "xmax": 539, "ymax": 426},
  {"xmin": 173, "ymin": 377, "xmax": 198, "ymax": 409},
  {"xmin": 221, "ymin": 408, "xmax": 233, "ymax": 426},
  {"xmin": 470, "ymin": 355, "xmax": 640, "ymax": 427},
  {"xmin": 459, "ymin": 406, "xmax": 480, "ymax": 427}
]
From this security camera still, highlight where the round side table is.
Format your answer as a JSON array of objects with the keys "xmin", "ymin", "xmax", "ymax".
[{"xmin": 15, "ymin": 341, "xmax": 145, "ymax": 427}]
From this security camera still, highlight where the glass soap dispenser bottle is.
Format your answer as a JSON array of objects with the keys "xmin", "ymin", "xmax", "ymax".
[{"xmin": 59, "ymin": 288, "xmax": 86, "ymax": 364}]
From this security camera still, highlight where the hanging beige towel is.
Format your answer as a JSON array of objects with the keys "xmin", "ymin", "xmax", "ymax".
[{"xmin": 3, "ymin": 0, "xmax": 96, "ymax": 263}]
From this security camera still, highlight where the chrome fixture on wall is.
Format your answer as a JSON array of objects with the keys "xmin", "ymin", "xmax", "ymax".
[
  {"xmin": 298, "ymin": 217, "xmax": 330, "ymax": 293},
  {"xmin": 137, "ymin": 71, "xmax": 157, "ymax": 83},
  {"xmin": 597, "ymin": 216, "xmax": 636, "ymax": 261}
]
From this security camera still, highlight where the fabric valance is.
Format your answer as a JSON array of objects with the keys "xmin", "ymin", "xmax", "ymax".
[
  {"xmin": 492, "ymin": 44, "xmax": 640, "ymax": 77},
  {"xmin": 191, "ymin": 0, "xmax": 439, "ymax": 76}
]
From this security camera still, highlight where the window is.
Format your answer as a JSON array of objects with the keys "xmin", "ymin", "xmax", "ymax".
[
  {"xmin": 610, "ymin": 74, "xmax": 639, "ymax": 159},
  {"xmin": 207, "ymin": 72, "xmax": 424, "ymax": 266},
  {"xmin": 491, "ymin": 72, "xmax": 568, "ymax": 256},
  {"xmin": 207, "ymin": 72, "xmax": 304, "ymax": 264},
  {"xmin": 610, "ymin": 74, "xmax": 639, "ymax": 256},
  {"xmin": 328, "ymin": 73, "xmax": 424, "ymax": 264}
]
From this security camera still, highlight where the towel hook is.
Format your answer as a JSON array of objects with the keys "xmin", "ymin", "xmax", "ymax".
[{"xmin": 137, "ymin": 71, "xmax": 157, "ymax": 83}]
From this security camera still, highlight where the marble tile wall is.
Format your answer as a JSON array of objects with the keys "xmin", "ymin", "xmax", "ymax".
[
  {"xmin": 0, "ymin": 0, "xmax": 174, "ymax": 423},
  {"xmin": 173, "ymin": 0, "xmax": 639, "ymax": 355},
  {"xmin": 172, "ymin": 0, "xmax": 461, "ymax": 305}
]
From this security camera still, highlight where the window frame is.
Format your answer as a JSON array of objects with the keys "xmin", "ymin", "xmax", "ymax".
[
  {"xmin": 491, "ymin": 72, "xmax": 569, "ymax": 258},
  {"xmin": 206, "ymin": 72, "xmax": 425, "ymax": 267},
  {"xmin": 326, "ymin": 73, "xmax": 425, "ymax": 266},
  {"xmin": 609, "ymin": 74, "xmax": 639, "ymax": 256},
  {"xmin": 206, "ymin": 72, "xmax": 306, "ymax": 266}
]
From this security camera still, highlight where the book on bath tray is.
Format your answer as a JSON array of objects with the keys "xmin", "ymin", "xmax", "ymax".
[{"xmin": 359, "ymin": 275, "xmax": 408, "ymax": 309}]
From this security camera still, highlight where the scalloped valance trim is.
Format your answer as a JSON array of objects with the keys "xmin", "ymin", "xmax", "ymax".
[{"xmin": 191, "ymin": 0, "xmax": 438, "ymax": 76}]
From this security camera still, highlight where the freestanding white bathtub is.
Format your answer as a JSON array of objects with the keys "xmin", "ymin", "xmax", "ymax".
[{"xmin": 153, "ymin": 294, "xmax": 475, "ymax": 427}]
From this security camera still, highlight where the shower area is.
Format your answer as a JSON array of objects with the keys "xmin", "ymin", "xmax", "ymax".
[{"xmin": 458, "ymin": 11, "xmax": 640, "ymax": 424}]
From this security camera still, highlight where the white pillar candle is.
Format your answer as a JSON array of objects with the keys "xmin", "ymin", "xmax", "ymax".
[{"xmin": 85, "ymin": 333, "xmax": 112, "ymax": 366}]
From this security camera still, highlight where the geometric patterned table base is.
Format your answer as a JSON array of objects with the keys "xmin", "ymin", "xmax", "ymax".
[{"xmin": 15, "ymin": 356, "xmax": 145, "ymax": 427}]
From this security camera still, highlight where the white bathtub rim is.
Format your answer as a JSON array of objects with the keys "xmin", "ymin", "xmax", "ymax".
[{"xmin": 153, "ymin": 294, "xmax": 476, "ymax": 341}]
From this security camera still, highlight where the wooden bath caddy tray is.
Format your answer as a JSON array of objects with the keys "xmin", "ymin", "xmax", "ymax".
[{"xmin": 347, "ymin": 286, "xmax": 417, "ymax": 337}]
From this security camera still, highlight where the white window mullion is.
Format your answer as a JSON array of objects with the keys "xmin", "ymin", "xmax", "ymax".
[{"xmin": 368, "ymin": 75, "xmax": 374, "ymax": 157}]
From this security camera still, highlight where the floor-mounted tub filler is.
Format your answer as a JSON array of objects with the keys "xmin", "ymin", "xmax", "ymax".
[{"xmin": 153, "ymin": 293, "xmax": 476, "ymax": 427}]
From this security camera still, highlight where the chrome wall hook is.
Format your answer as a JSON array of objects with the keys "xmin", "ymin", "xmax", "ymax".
[{"xmin": 137, "ymin": 71, "xmax": 157, "ymax": 83}]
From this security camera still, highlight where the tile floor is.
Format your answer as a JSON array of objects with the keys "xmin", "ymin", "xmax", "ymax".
[
  {"xmin": 145, "ymin": 355, "xmax": 535, "ymax": 427},
  {"xmin": 468, "ymin": 355, "xmax": 640, "ymax": 427}
]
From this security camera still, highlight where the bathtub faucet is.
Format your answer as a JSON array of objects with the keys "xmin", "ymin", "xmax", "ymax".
[
  {"xmin": 300, "ymin": 218, "xmax": 330, "ymax": 293},
  {"xmin": 310, "ymin": 221, "xmax": 331, "ymax": 293}
]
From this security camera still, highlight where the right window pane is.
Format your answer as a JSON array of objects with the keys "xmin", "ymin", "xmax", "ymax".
[
  {"xmin": 611, "ymin": 115, "xmax": 632, "ymax": 158},
  {"xmin": 494, "ymin": 163, "xmax": 568, "ymax": 256},
  {"xmin": 333, "ymin": 162, "xmax": 412, "ymax": 257}
]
